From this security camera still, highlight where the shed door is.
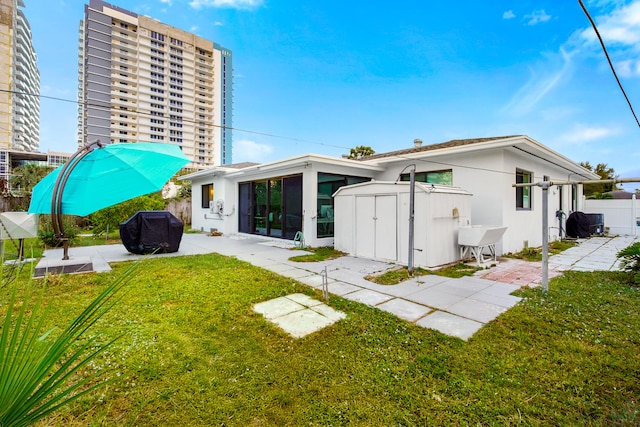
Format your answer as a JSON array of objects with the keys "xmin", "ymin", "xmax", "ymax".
[
  {"xmin": 355, "ymin": 195, "xmax": 397, "ymax": 261},
  {"xmin": 355, "ymin": 196, "xmax": 375, "ymax": 259},
  {"xmin": 375, "ymin": 195, "xmax": 397, "ymax": 261}
]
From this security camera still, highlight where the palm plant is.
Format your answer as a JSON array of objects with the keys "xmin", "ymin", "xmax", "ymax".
[
  {"xmin": 618, "ymin": 242, "xmax": 640, "ymax": 285},
  {"xmin": 0, "ymin": 265, "xmax": 133, "ymax": 426}
]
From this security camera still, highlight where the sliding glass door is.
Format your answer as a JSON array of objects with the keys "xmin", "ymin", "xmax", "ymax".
[
  {"xmin": 268, "ymin": 179, "xmax": 282, "ymax": 237},
  {"xmin": 283, "ymin": 175, "xmax": 303, "ymax": 239},
  {"xmin": 238, "ymin": 175, "xmax": 302, "ymax": 239}
]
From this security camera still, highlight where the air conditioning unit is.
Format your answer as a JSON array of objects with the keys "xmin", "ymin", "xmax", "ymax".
[{"xmin": 210, "ymin": 199, "xmax": 224, "ymax": 214}]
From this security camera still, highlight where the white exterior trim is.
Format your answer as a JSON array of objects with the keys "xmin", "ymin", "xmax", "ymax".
[{"xmin": 184, "ymin": 135, "xmax": 600, "ymax": 258}]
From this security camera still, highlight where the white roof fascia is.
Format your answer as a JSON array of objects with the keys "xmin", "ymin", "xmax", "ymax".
[
  {"xmin": 224, "ymin": 153, "xmax": 384, "ymax": 178},
  {"xmin": 513, "ymin": 136, "xmax": 600, "ymax": 180},
  {"xmin": 179, "ymin": 164, "xmax": 255, "ymax": 181},
  {"xmin": 180, "ymin": 169, "xmax": 223, "ymax": 181},
  {"xmin": 360, "ymin": 135, "xmax": 598, "ymax": 181},
  {"xmin": 358, "ymin": 136, "xmax": 527, "ymax": 165}
]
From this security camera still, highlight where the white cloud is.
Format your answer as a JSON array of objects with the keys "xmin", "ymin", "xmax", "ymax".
[
  {"xmin": 617, "ymin": 59, "xmax": 640, "ymax": 77},
  {"xmin": 159, "ymin": 0, "xmax": 172, "ymax": 5},
  {"xmin": 214, "ymin": 21, "xmax": 224, "ymax": 26},
  {"xmin": 232, "ymin": 139, "xmax": 274, "ymax": 162},
  {"xmin": 580, "ymin": 1, "xmax": 640, "ymax": 45},
  {"xmin": 572, "ymin": 1, "xmax": 640, "ymax": 79},
  {"xmin": 560, "ymin": 125, "xmax": 618, "ymax": 143},
  {"xmin": 503, "ymin": 10, "xmax": 516, "ymax": 19},
  {"xmin": 524, "ymin": 9, "xmax": 551, "ymax": 26},
  {"xmin": 502, "ymin": 48, "xmax": 573, "ymax": 116},
  {"xmin": 189, "ymin": 0, "xmax": 263, "ymax": 10},
  {"xmin": 190, "ymin": 25, "xmax": 198, "ymax": 32}
]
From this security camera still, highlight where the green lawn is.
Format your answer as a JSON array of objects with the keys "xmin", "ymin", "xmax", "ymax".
[{"xmin": 2, "ymin": 254, "xmax": 637, "ymax": 426}]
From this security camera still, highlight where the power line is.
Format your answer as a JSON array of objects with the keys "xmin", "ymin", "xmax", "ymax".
[
  {"xmin": 3, "ymin": 89, "xmax": 531, "ymax": 179},
  {"xmin": 578, "ymin": 0, "xmax": 640, "ymax": 129},
  {"xmin": 0, "ymin": 90, "xmax": 587, "ymax": 182},
  {"xmin": 0, "ymin": 88, "xmax": 347, "ymax": 150}
]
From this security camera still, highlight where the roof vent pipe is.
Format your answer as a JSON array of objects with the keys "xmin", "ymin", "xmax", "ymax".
[{"xmin": 413, "ymin": 138, "xmax": 423, "ymax": 147}]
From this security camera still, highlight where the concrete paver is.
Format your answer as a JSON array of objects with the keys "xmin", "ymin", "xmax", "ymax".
[
  {"xmin": 37, "ymin": 233, "xmax": 637, "ymax": 341},
  {"xmin": 297, "ymin": 274, "xmax": 336, "ymax": 289},
  {"xmin": 406, "ymin": 287, "xmax": 466, "ymax": 310},
  {"xmin": 287, "ymin": 293, "xmax": 323, "ymax": 307},
  {"xmin": 253, "ymin": 296, "xmax": 304, "ymax": 320},
  {"xmin": 253, "ymin": 293, "xmax": 346, "ymax": 338},
  {"xmin": 471, "ymin": 291, "xmax": 522, "ymax": 308},
  {"xmin": 269, "ymin": 309, "xmax": 337, "ymax": 338},
  {"xmin": 376, "ymin": 280, "xmax": 431, "ymax": 298},
  {"xmin": 446, "ymin": 298, "xmax": 508, "ymax": 324},
  {"xmin": 417, "ymin": 311, "xmax": 484, "ymax": 341},
  {"xmin": 326, "ymin": 281, "xmax": 361, "ymax": 296},
  {"xmin": 377, "ymin": 298, "xmax": 432, "ymax": 322},
  {"xmin": 343, "ymin": 289, "xmax": 394, "ymax": 306}
]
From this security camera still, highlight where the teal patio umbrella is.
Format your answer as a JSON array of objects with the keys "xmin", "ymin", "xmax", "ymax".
[{"xmin": 29, "ymin": 141, "xmax": 190, "ymax": 259}]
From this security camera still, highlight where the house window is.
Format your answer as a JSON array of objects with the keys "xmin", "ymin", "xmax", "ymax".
[
  {"xmin": 400, "ymin": 169, "xmax": 453, "ymax": 185},
  {"xmin": 317, "ymin": 173, "xmax": 371, "ymax": 238},
  {"xmin": 516, "ymin": 169, "xmax": 532, "ymax": 210},
  {"xmin": 201, "ymin": 183, "xmax": 214, "ymax": 209},
  {"xmin": 237, "ymin": 176, "xmax": 303, "ymax": 240}
]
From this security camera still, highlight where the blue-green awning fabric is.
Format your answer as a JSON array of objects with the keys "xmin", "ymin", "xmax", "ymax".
[{"xmin": 29, "ymin": 142, "xmax": 190, "ymax": 217}]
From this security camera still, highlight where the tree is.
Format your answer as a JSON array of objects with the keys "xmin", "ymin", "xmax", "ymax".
[
  {"xmin": 9, "ymin": 163, "xmax": 53, "ymax": 195},
  {"xmin": 347, "ymin": 145, "xmax": 375, "ymax": 159},
  {"xmin": 89, "ymin": 193, "xmax": 166, "ymax": 235},
  {"xmin": 580, "ymin": 161, "xmax": 619, "ymax": 196},
  {"xmin": 170, "ymin": 169, "xmax": 192, "ymax": 199}
]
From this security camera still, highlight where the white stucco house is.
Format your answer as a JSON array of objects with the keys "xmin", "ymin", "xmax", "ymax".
[{"xmin": 181, "ymin": 135, "xmax": 598, "ymax": 260}]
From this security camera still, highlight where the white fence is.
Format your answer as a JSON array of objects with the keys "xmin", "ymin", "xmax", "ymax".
[{"xmin": 583, "ymin": 196, "xmax": 640, "ymax": 236}]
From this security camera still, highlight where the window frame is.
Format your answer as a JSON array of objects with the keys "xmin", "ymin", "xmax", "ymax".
[
  {"xmin": 516, "ymin": 169, "xmax": 532, "ymax": 210},
  {"xmin": 400, "ymin": 169, "xmax": 453, "ymax": 185},
  {"xmin": 201, "ymin": 183, "xmax": 214, "ymax": 209}
]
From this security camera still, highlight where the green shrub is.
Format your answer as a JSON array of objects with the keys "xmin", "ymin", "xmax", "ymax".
[
  {"xmin": 38, "ymin": 215, "xmax": 80, "ymax": 248},
  {"xmin": 89, "ymin": 193, "xmax": 166, "ymax": 236},
  {"xmin": 617, "ymin": 242, "xmax": 640, "ymax": 285}
]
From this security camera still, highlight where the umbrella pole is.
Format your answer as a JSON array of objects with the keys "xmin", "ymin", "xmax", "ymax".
[{"xmin": 52, "ymin": 142, "xmax": 100, "ymax": 260}]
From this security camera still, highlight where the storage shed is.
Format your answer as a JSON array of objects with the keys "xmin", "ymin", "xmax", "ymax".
[{"xmin": 333, "ymin": 181, "xmax": 472, "ymax": 268}]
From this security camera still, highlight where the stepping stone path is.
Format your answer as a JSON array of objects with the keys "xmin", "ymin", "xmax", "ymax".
[{"xmin": 253, "ymin": 293, "xmax": 346, "ymax": 338}]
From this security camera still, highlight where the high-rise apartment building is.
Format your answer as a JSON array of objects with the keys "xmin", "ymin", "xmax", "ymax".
[
  {"xmin": 0, "ymin": 0, "xmax": 40, "ymax": 153},
  {"xmin": 78, "ymin": 0, "xmax": 233, "ymax": 169}
]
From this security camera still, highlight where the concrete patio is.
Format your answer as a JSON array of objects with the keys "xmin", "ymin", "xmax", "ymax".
[{"xmin": 35, "ymin": 233, "xmax": 637, "ymax": 340}]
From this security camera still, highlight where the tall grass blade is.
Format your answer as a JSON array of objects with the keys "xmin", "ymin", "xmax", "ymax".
[{"xmin": 0, "ymin": 261, "xmax": 138, "ymax": 427}]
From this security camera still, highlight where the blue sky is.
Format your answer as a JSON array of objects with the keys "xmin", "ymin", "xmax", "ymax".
[{"xmin": 26, "ymin": 0, "xmax": 640, "ymax": 189}]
